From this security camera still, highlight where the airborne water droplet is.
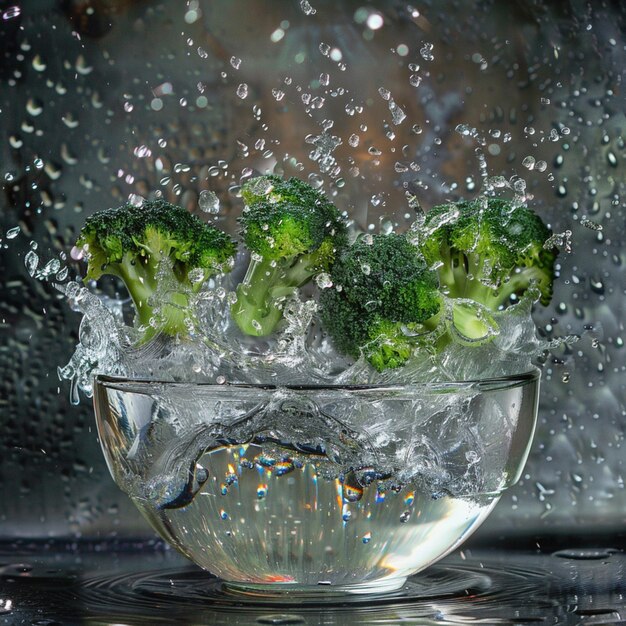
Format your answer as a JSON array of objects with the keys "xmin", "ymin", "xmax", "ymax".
[
  {"xmin": 199, "ymin": 190, "xmax": 220, "ymax": 214},
  {"xmin": 300, "ymin": 0, "xmax": 316, "ymax": 15},
  {"xmin": 420, "ymin": 42, "xmax": 434, "ymax": 61},
  {"xmin": 25, "ymin": 250, "xmax": 39, "ymax": 276}
]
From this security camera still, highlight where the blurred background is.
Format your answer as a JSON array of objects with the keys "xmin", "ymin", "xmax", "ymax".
[{"xmin": 0, "ymin": 0, "xmax": 624, "ymax": 542}]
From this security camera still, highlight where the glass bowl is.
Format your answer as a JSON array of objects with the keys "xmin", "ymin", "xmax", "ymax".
[{"xmin": 93, "ymin": 371, "xmax": 539, "ymax": 595}]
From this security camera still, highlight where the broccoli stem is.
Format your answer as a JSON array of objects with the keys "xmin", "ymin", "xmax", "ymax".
[
  {"xmin": 232, "ymin": 254, "xmax": 316, "ymax": 336},
  {"xmin": 116, "ymin": 257, "xmax": 191, "ymax": 339}
]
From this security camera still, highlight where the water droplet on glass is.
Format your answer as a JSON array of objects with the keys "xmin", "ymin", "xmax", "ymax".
[{"xmin": 2, "ymin": 5, "xmax": 21, "ymax": 20}]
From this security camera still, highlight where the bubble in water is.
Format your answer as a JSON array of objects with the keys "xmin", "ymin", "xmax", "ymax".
[
  {"xmin": 378, "ymin": 87, "xmax": 391, "ymax": 101},
  {"xmin": 400, "ymin": 510, "xmax": 411, "ymax": 523},
  {"xmin": 230, "ymin": 56, "xmax": 242, "ymax": 69},
  {"xmin": 409, "ymin": 74, "xmax": 422, "ymax": 87},
  {"xmin": 199, "ymin": 190, "xmax": 220, "ymax": 214},
  {"xmin": 348, "ymin": 134, "xmax": 360, "ymax": 147},
  {"xmin": 272, "ymin": 88, "xmax": 285, "ymax": 101},
  {"xmin": 362, "ymin": 532, "xmax": 372, "ymax": 544},
  {"xmin": 5, "ymin": 226, "xmax": 20, "ymax": 239},
  {"xmin": 236, "ymin": 83, "xmax": 248, "ymax": 99},
  {"xmin": 522, "ymin": 156, "xmax": 536, "ymax": 170}
]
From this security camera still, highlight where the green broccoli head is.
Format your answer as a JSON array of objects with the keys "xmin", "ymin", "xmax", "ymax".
[
  {"xmin": 77, "ymin": 198, "xmax": 236, "ymax": 339},
  {"xmin": 233, "ymin": 175, "xmax": 348, "ymax": 337},
  {"xmin": 419, "ymin": 197, "xmax": 557, "ymax": 308},
  {"xmin": 319, "ymin": 233, "xmax": 441, "ymax": 371}
]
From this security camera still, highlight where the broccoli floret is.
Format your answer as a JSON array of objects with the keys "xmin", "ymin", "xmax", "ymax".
[
  {"xmin": 231, "ymin": 175, "xmax": 348, "ymax": 336},
  {"xmin": 77, "ymin": 198, "xmax": 236, "ymax": 340},
  {"xmin": 418, "ymin": 197, "xmax": 557, "ymax": 342},
  {"xmin": 319, "ymin": 233, "xmax": 442, "ymax": 371}
]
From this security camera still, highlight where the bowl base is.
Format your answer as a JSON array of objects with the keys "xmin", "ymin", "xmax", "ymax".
[{"xmin": 222, "ymin": 576, "xmax": 408, "ymax": 597}]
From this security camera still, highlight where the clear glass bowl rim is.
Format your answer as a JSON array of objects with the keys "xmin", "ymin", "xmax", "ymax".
[{"xmin": 94, "ymin": 368, "xmax": 539, "ymax": 396}]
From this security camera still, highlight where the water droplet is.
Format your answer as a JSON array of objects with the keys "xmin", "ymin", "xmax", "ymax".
[
  {"xmin": 188, "ymin": 268, "xmax": 206, "ymax": 284},
  {"xmin": 25, "ymin": 250, "xmax": 39, "ymax": 276},
  {"xmin": 362, "ymin": 532, "xmax": 372, "ymax": 544},
  {"xmin": 378, "ymin": 87, "xmax": 391, "ymax": 101},
  {"xmin": 300, "ymin": 0, "xmax": 316, "ymax": 15},
  {"xmin": 236, "ymin": 83, "xmax": 248, "ymax": 99},
  {"xmin": 32, "ymin": 54, "xmax": 46, "ymax": 72},
  {"xmin": 409, "ymin": 74, "xmax": 422, "ymax": 87},
  {"xmin": 420, "ymin": 42, "xmax": 434, "ymax": 61},
  {"xmin": 199, "ymin": 190, "xmax": 220, "ymax": 214},
  {"xmin": 2, "ymin": 5, "xmax": 21, "ymax": 20},
  {"xmin": 230, "ymin": 56, "xmax": 242, "ymax": 69},
  {"xmin": 389, "ymin": 99, "xmax": 406, "ymax": 125},
  {"xmin": 522, "ymin": 156, "xmax": 536, "ymax": 170},
  {"xmin": 319, "ymin": 42, "xmax": 331, "ymax": 56},
  {"xmin": 5, "ymin": 226, "xmax": 20, "ymax": 239},
  {"xmin": 315, "ymin": 273, "xmax": 332, "ymax": 289},
  {"xmin": 400, "ymin": 510, "xmax": 411, "ymax": 523}
]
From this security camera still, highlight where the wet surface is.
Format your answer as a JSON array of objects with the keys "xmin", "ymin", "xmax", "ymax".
[{"xmin": 0, "ymin": 539, "xmax": 624, "ymax": 625}]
